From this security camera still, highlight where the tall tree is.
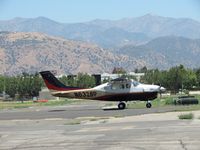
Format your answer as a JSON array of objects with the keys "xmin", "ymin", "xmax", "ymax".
[
  {"xmin": 76, "ymin": 73, "xmax": 95, "ymax": 88},
  {"xmin": 195, "ymin": 68, "xmax": 200, "ymax": 88}
]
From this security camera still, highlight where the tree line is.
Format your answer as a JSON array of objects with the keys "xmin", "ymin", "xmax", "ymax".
[
  {"xmin": 0, "ymin": 73, "xmax": 42, "ymax": 100},
  {"xmin": 59, "ymin": 73, "xmax": 96, "ymax": 88},
  {"xmin": 141, "ymin": 65, "xmax": 200, "ymax": 93},
  {"xmin": 0, "ymin": 65, "xmax": 200, "ymax": 100},
  {"xmin": 0, "ymin": 72, "xmax": 95, "ymax": 100}
]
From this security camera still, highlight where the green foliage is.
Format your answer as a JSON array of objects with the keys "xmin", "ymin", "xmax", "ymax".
[
  {"xmin": 164, "ymin": 97, "xmax": 175, "ymax": 105},
  {"xmin": 16, "ymin": 73, "xmax": 42, "ymax": 99},
  {"xmin": 59, "ymin": 75, "xmax": 68, "ymax": 86},
  {"xmin": 1, "ymin": 73, "xmax": 42, "ymax": 100},
  {"xmin": 1, "ymin": 72, "xmax": 95, "ymax": 100},
  {"xmin": 1, "ymin": 64, "xmax": 200, "ymax": 100},
  {"xmin": 76, "ymin": 73, "xmax": 95, "ymax": 88},
  {"xmin": 0, "ymin": 75, "xmax": 5, "ymax": 93},
  {"xmin": 59, "ymin": 73, "xmax": 95, "ymax": 88},
  {"xmin": 112, "ymin": 67, "xmax": 126, "ymax": 74},
  {"xmin": 142, "ymin": 65, "xmax": 199, "ymax": 93},
  {"xmin": 137, "ymin": 66, "xmax": 148, "ymax": 73},
  {"xmin": 39, "ymin": 99, "xmax": 73, "ymax": 106},
  {"xmin": 0, "ymin": 99, "xmax": 74, "ymax": 110},
  {"xmin": 178, "ymin": 113, "xmax": 194, "ymax": 120},
  {"xmin": 65, "ymin": 119, "xmax": 81, "ymax": 125},
  {"xmin": 195, "ymin": 68, "xmax": 200, "ymax": 88},
  {"xmin": 102, "ymin": 77, "xmax": 110, "ymax": 83},
  {"xmin": 5, "ymin": 76, "xmax": 18, "ymax": 98}
]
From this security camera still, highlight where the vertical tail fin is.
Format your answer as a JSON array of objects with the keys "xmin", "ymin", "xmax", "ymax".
[{"xmin": 40, "ymin": 71, "xmax": 81, "ymax": 91}]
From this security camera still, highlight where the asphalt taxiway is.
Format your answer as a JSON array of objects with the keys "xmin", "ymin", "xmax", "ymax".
[
  {"xmin": 0, "ymin": 101, "xmax": 183, "ymax": 120},
  {"xmin": 0, "ymin": 102, "xmax": 200, "ymax": 150}
]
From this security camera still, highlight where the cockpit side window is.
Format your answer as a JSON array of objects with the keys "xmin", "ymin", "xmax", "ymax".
[
  {"xmin": 104, "ymin": 85, "xmax": 110, "ymax": 90},
  {"xmin": 111, "ymin": 84, "xmax": 120, "ymax": 90},
  {"xmin": 133, "ymin": 81, "xmax": 140, "ymax": 87},
  {"xmin": 126, "ymin": 84, "xmax": 130, "ymax": 88}
]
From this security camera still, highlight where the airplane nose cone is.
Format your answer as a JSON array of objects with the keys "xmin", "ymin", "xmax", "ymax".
[{"xmin": 160, "ymin": 87, "xmax": 166, "ymax": 92}]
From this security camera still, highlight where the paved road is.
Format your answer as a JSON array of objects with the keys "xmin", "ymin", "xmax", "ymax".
[
  {"xmin": 0, "ymin": 102, "xmax": 180, "ymax": 120},
  {"xmin": 1, "ymin": 110, "xmax": 200, "ymax": 150},
  {"xmin": 1, "ymin": 102, "xmax": 200, "ymax": 149}
]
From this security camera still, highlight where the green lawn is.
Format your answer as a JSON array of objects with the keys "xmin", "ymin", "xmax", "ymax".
[
  {"xmin": 0, "ymin": 98, "xmax": 76, "ymax": 110},
  {"xmin": 127, "ymin": 95, "xmax": 200, "ymax": 112},
  {"xmin": 1, "ymin": 95, "xmax": 200, "ymax": 112}
]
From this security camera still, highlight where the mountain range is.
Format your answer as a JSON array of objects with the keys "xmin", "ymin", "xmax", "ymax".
[
  {"xmin": 1, "ymin": 14, "xmax": 200, "ymax": 48},
  {"xmin": 0, "ymin": 14, "xmax": 200, "ymax": 75},
  {"xmin": 0, "ymin": 32, "xmax": 145, "ymax": 75},
  {"xmin": 117, "ymin": 36, "xmax": 200, "ymax": 69}
]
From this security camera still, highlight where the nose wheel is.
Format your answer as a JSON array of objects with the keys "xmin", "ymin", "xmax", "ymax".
[
  {"xmin": 146, "ymin": 101, "xmax": 152, "ymax": 108},
  {"xmin": 118, "ymin": 102, "xmax": 126, "ymax": 110}
]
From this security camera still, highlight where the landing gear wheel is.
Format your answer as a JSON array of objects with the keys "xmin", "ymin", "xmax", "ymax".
[
  {"xmin": 118, "ymin": 102, "xmax": 126, "ymax": 110},
  {"xmin": 146, "ymin": 102, "xmax": 152, "ymax": 108}
]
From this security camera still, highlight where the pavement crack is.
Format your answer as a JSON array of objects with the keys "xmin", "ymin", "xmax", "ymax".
[
  {"xmin": 134, "ymin": 146, "xmax": 146, "ymax": 150},
  {"xmin": 179, "ymin": 139, "xmax": 188, "ymax": 150}
]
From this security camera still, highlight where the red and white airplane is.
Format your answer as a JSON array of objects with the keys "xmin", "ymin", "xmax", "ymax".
[{"xmin": 40, "ymin": 71, "xmax": 165, "ymax": 109}]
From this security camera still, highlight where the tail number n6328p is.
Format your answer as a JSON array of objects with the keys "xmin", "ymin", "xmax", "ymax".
[{"xmin": 74, "ymin": 91, "xmax": 97, "ymax": 98}]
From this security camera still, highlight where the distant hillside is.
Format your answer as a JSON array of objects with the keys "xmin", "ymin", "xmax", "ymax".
[
  {"xmin": 88, "ymin": 14, "xmax": 200, "ymax": 39},
  {"xmin": 117, "ymin": 36, "xmax": 200, "ymax": 69},
  {"xmin": 1, "ymin": 32, "xmax": 200, "ymax": 75},
  {"xmin": 0, "ymin": 32, "xmax": 145, "ymax": 75},
  {"xmin": 1, "ymin": 14, "xmax": 200, "ymax": 48}
]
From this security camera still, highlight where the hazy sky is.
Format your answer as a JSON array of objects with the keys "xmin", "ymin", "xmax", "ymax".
[{"xmin": 0, "ymin": 0, "xmax": 200, "ymax": 23}]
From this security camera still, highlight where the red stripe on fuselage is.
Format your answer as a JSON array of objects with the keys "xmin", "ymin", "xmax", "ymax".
[{"xmin": 44, "ymin": 79, "xmax": 83, "ymax": 91}]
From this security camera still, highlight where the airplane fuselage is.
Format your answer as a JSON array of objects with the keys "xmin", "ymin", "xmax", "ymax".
[
  {"xmin": 51, "ymin": 81, "xmax": 159, "ymax": 102},
  {"xmin": 40, "ymin": 71, "xmax": 165, "ymax": 109}
]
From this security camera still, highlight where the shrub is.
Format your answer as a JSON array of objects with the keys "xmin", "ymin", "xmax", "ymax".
[
  {"xmin": 165, "ymin": 97, "xmax": 175, "ymax": 105},
  {"xmin": 178, "ymin": 113, "xmax": 194, "ymax": 120}
]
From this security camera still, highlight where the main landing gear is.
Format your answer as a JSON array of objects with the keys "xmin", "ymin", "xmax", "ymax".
[
  {"xmin": 118, "ymin": 102, "xmax": 126, "ymax": 110},
  {"xmin": 117, "ymin": 101, "xmax": 152, "ymax": 109},
  {"xmin": 146, "ymin": 101, "xmax": 152, "ymax": 108}
]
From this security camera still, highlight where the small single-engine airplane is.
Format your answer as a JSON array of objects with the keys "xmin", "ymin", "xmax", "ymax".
[{"xmin": 40, "ymin": 71, "xmax": 165, "ymax": 109}]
